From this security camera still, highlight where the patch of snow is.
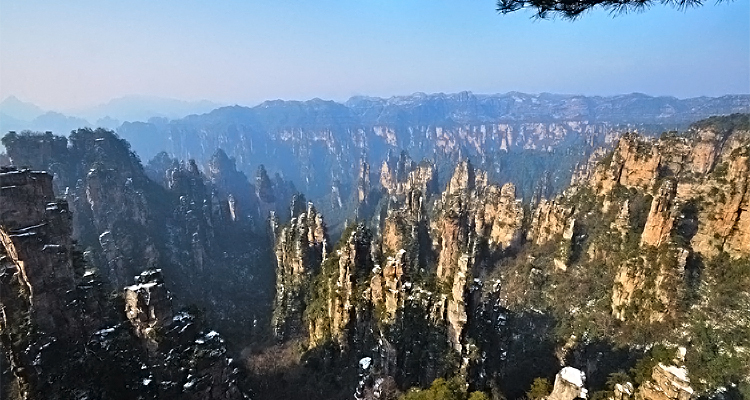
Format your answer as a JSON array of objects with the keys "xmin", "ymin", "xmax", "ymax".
[
  {"xmin": 10, "ymin": 232, "xmax": 36, "ymax": 237},
  {"xmin": 15, "ymin": 223, "xmax": 46, "ymax": 232},
  {"xmin": 143, "ymin": 378, "xmax": 152, "ymax": 385},
  {"xmin": 173, "ymin": 312, "xmax": 190, "ymax": 322},
  {"xmin": 560, "ymin": 366, "xmax": 585, "ymax": 388},
  {"xmin": 95, "ymin": 327, "xmax": 116, "ymax": 335},
  {"xmin": 124, "ymin": 281, "xmax": 158, "ymax": 291},
  {"xmin": 359, "ymin": 357, "xmax": 372, "ymax": 370},
  {"xmin": 661, "ymin": 364, "xmax": 689, "ymax": 382},
  {"xmin": 205, "ymin": 330, "xmax": 219, "ymax": 339}
]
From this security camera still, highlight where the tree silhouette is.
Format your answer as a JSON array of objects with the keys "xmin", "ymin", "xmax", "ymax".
[{"xmin": 497, "ymin": 0, "xmax": 715, "ymax": 19}]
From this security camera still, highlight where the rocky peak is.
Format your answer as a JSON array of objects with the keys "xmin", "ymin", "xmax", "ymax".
[
  {"xmin": 638, "ymin": 352, "xmax": 693, "ymax": 400},
  {"xmin": 527, "ymin": 199, "xmax": 574, "ymax": 246},
  {"xmin": 0, "ymin": 168, "xmax": 76, "ymax": 333},
  {"xmin": 380, "ymin": 151, "xmax": 438, "ymax": 200},
  {"xmin": 308, "ymin": 223, "xmax": 373, "ymax": 347},
  {"xmin": 548, "ymin": 367, "xmax": 587, "ymax": 400},
  {"xmin": 478, "ymin": 182, "xmax": 525, "ymax": 252},
  {"xmin": 256, "ymin": 164, "xmax": 276, "ymax": 204},
  {"xmin": 272, "ymin": 200, "xmax": 329, "ymax": 340},
  {"xmin": 640, "ymin": 180, "xmax": 677, "ymax": 247},
  {"xmin": 124, "ymin": 269, "xmax": 173, "ymax": 342},
  {"xmin": 446, "ymin": 160, "xmax": 478, "ymax": 197},
  {"xmin": 370, "ymin": 248, "xmax": 407, "ymax": 324},
  {"xmin": 358, "ymin": 158, "xmax": 371, "ymax": 205}
]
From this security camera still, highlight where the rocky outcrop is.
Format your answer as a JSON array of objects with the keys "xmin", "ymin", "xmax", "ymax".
[
  {"xmin": 1, "ymin": 168, "xmax": 81, "ymax": 398},
  {"xmin": 479, "ymin": 183, "xmax": 524, "ymax": 252},
  {"xmin": 0, "ymin": 168, "xmax": 77, "ymax": 333},
  {"xmin": 124, "ymin": 269, "xmax": 173, "ymax": 342},
  {"xmin": 527, "ymin": 199, "xmax": 574, "ymax": 246},
  {"xmin": 638, "ymin": 364, "xmax": 693, "ymax": 400},
  {"xmin": 370, "ymin": 249, "xmax": 407, "ymax": 324},
  {"xmin": 688, "ymin": 152, "xmax": 749, "ymax": 258},
  {"xmin": 84, "ymin": 164, "xmax": 160, "ymax": 286},
  {"xmin": 446, "ymin": 254, "xmax": 471, "ymax": 351},
  {"xmin": 272, "ymin": 201, "xmax": 329, "ymax": 340},
  {"xmin": 308, "ymin": 224, "xmax": 373, "ymax": 347},
  {"xmin": 435, "ymin": 197, "xmax": 472, "ymax": 283},
  {"xmin": 4, "ymin": 129, "xmax": 284, "ymax": 344},
  {"xmin": 640, "ymin": 181, "xmax": 677, "ymax": 247},
  {"xmin": 1, "ymin": 166, "xmax": 250, "ymax": 399},
  {"xmin": 548, "ymin": 367, "xmax": 587, "ymax": 400},
  {"xmin": 358, "ymin": 159, "xmax": 371, "ymax": 205},
  {"xmin": 615, "ymin": 134, "xmax": 661, "ymax": 191},
  {"xmin": 122, "ymin": 273, "xmax": 248, "ymax": 400},
  {"xmin": 380, "ymin": 151, "xmax": 438, "ymax": 200}
]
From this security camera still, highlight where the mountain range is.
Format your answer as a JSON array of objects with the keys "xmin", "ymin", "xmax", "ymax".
[
  {"xmin": 2, "ymin": 113, "xmax": 749, "ymax": 400},
  {"xmin": 0, "ymin": 95, "xmax": 222, "ymax": 135}
]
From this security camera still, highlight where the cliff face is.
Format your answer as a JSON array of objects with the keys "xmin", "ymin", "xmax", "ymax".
[
  {"xmin": 2, "ymin": 128, "xmax": 290, "ymax": 343},
  {"xmin": 272, "ymin": 200, "xmax": 329, "ymax": 340},
  {"xmin": 307, "ymin": 224, "xmax": 373, "ymax": 348},
  {"xmin": 0, "ymin": 167, "xmax": 249, "ymax": 400},
  {"xmin": 115, "ymin": 94, "xmax": 750, "ymax": 215},
  {"xmin": 267, "ymin": 114, "xmax": 750, "ymax": 400},
  {"xmin": 0, "ymin": 169, "xmax": 76, "ymax": 333},
  {"xmin": 6, "ymin": 114, "xmax": 747, "ymax": 399}
]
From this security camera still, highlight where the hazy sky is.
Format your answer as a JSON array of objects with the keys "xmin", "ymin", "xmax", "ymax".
[{"xmin": 0, "ymin": 0, "xmax": 748, "ymax": 110}]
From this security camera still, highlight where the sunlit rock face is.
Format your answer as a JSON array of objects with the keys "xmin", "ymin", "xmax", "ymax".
[
  {"xmin": 124, "ymin": 269, "xmax": 173, "ymax": 341},
  {"xmin": 272, "ymin": 200, "xmax": 329, "ymax": 340},
  {"xmin": 640, "ymin": 180, "xmax": 677, "ymax": 248},
  {"xmin": 1, "ymin": 167, "xmax": 251, "ymax": 400},
  {"xmin": 3, "ymin": 128, "xmax": 286, "ymax": 344},
  {"xmin": 548, "ymin": 367, "xmax": 587, "ymax": 400},
  {"xmin": 0, "ymin": 168, "xmax": 77, "ymax": 334}
]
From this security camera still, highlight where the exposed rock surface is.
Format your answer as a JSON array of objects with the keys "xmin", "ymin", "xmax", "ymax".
[
  {"xmin": 115, "ymin": 93, "xmax": 750, "ymax": 205},
  {"xmin": 0, "ymin": 168, "xmax": 76, "ymax": 333},
  {"xmin": 268, "ymin": 114, "xmax": 750, "ymax": 400},
  {"xmin": 527, "ymin": 199, "xmax": 573, "ymax": 246},
  {"xmin": 638, "ymin": 364, "xmax": 693, "ymax": 400},
  {"xmin": 272, "ymin": 200, "xmax": 328, "ymax": 340},
  {"xmin": 0, "ymin": 167, "xmax": 250, "ymax": 400},
  {"xmin": 548, "ymin": 367, "xmax": 587, "ymax": 400},
  {"xmin": 307, "ymin": 224, "xmax": 373, "ymax": 347},
  {"xmin": 3, "ymin": 128, "xmax": 290, "ymax": 343},
  {"xmin": 124, "ymin": 269, "xmax": 173, "ymax": 341},
  {"xmin": 640, "ymin": 180, "xmax": 677, "ymax": 247}
]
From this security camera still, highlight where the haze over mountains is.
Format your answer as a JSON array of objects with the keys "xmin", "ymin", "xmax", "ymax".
[
  {"xmin": 2, "ymin": 92, "xmax": 748, "ymax": 141},
  {"xmin": 3, "ymin": 112, "xmax": 750, "ymax": 400},
  {"xmin": 0, "ymin": 95, "xmax": 222, "ymax": 134},
  {"xmin": 3, "ymin": 91, "xmax": 748, "ymax": 234}
]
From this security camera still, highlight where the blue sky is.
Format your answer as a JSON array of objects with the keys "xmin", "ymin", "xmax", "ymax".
[{"xmin": 0, "ymin": 0, "xmax": 748, "ymax": 110}]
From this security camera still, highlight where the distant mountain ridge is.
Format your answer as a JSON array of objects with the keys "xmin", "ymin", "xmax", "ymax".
[
  {"xmin": 0, "ymin": 95, "xmax": 221, "ymax": 136},
  {"xmin": 116, "ymin": 91, "xmax": 749, "ymax": 202},
  {"xmin": 343, "ymin": 91, "xmax": 749, "ymax": 124},
  {"xmin": 0, "ymin": 95, "xmax": 46, "ymax": 121},
  {"xmin": 4, "ymin": 92, "xmax": 749, "ymax": 225},
  {"xmin": 70, "ymin": 95, "xmax": 223, "ymax": 123}
]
